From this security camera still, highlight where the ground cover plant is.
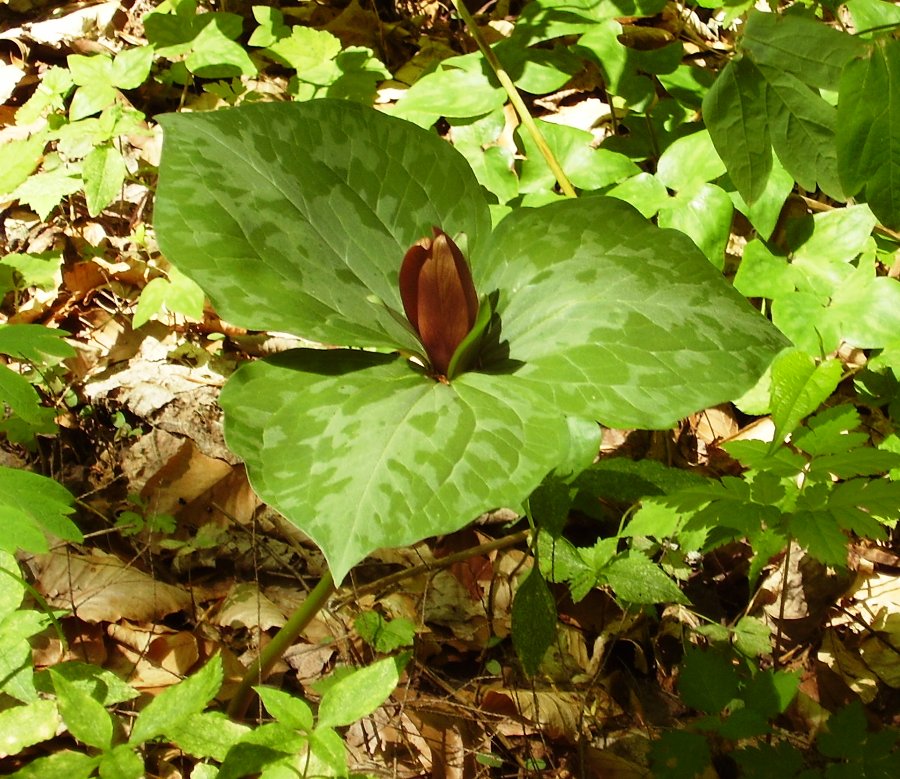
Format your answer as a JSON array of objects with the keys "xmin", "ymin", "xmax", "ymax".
[{"xmin": 1, "ymin": 0, "xmax": 899, "ymax": 776}]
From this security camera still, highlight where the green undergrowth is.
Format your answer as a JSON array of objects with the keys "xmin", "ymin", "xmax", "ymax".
[{"xmin": 1, "ymin": 0, "xmax": 899, "ymax": 776}]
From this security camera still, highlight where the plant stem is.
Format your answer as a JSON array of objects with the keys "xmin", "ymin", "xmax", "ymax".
[
  {"xmin": 227, "ymin": 570, "xmax": 336, "ymax": 720},
  {"xmin": 449, "ymin": 0, "xmax": 577, "ymax": 198}
]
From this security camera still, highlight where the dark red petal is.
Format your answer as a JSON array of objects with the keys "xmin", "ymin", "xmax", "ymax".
[
  {"xmin": 417, "ymin": 232, "xmax": 478, "ymax": 375},
  {"xmin": 398, "ymin": 240, "xmax": 431, "ymax": 332}
]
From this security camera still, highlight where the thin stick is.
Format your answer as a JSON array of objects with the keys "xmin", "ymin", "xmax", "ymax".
[
  {"xmin": 227, "ymin": 570, "xmax": 336, "ymax": 720},
  {"xmin": 450, "ymin": 0, "xmax": 577, "ymax": 198}
]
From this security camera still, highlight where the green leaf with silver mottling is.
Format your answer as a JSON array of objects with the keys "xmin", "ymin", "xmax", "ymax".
[
  {"xmin": 476, "ymin": 197, "xmax": 788, "ymax": 429},
  {"xmin": 221, "ymin": 350, "xmax": 569, "ymax": 583},
  {"xmin": 161, "ymin": 103, "xmax": 786, "ymax": 585},
  {"xmin": 155, "ymin": 100, "xmax": 491, "ymax": 351}
]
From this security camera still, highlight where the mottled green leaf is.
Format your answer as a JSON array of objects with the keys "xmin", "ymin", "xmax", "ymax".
[
  {"xmin": 155, "ymin": 101, "xmax": 491, "ymax": 350},
  {"xmin": 221, "ymin": 351, "xmax": 568, "ymax": 582}
]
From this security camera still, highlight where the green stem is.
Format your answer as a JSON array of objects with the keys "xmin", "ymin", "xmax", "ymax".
[
  {"xmin": 227, "ymin": 570, "xmax": 336, "ymax": 720},
  {"xmin": 450, "ymin": 0, "xmax": 577, "ymax": 199}
]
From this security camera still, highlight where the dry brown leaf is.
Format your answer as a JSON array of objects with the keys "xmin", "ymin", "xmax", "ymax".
[
  {"xmin": 106, "ymin": 621, "xmax": 199, "ymax": 690},
  {"xmin": 481, "ymin": 687, "xmax": 587, "ymax": 741},
  {"xmin": 27, "ymin": 548, "xmax": 191, "ymax": 623},
  {"xmin": 216, "ymin": 582, "xmax": 286, "ymax": 632}
]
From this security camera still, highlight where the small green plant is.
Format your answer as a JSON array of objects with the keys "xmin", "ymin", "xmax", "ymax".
[
  {"xmin": 154, "ymin": 99, "xmax": 786, "ymax": 586},
  {"xmin": 0, "ymin": 324, "xmax": 74, "ymax": 448}
]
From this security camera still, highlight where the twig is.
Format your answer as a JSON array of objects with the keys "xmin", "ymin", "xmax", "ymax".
[{"xmin": 449, "ymin": 0, "xmax": 577, "ymax": 198}]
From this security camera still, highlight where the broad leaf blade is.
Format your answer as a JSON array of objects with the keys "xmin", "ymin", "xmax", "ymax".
[
  {"xmin": 740, "ymin": 10, "xmax": 865, "ymax": 91},
  {"xmin": 155, "ymin": 100, "xmax": 491, "ymax": 349},
  {"xmin": 477, "ymin": 197, "xmax": 789, "ymax": 429},
  {"xmin": 220, "ymin": 351, "xmax": 569, "ymax": 583},
  {"xmin": 837, "ymin": 40, "xmax": 900, "ymax": 229},
  {"xmin": 761, "ymin": 66, "xmax": 842, "ymax": 200},
  {"xmin": 703, "ymin": 57, "xmax": 771, "ymax": 204}
]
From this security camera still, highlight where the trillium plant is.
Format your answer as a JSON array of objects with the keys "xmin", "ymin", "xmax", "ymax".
[{"xmin": 154, "ymin": 100, "xmax": 787, "ymax": 585}]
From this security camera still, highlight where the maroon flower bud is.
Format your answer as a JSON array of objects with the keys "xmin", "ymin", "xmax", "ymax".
[{"xmin": 399, "ymin": 227, "xmax": 479, "ymax": 377}]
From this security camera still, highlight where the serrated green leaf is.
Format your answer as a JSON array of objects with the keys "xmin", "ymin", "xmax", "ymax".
[
  {"xmin": 51, "ymin": 669, "xmax": 114, "ymax": 750},
  {"xmin": 528, "ymin": 476, "xmax": 573, "ymax": 538},
  {"xmin": 817, "ymin": 700, "xmax": 869, "ymax": 759},
  {"xmin": 129, "ymin": 655, "xmax": 223, "ymax": 745},
  {"xmin": 770, "ymin": 350, "xmax": 844, "ymax": 448},
  {"xmin": 828, "ymin": 478, "xmax": 900, "ymax": 527},
  {"xmin": 623, "ymin": 499, "xmax": 684, "ymax": 540},
  {"xmin": 98, "ymin": 745, "xmax": 143, "ymax": 779},
  {"xmin": 578, "ymin": 458, "xmax": 705, "ymax": 504},
  {"xmin": 0, "ymin": 324, "xmax": 74, "ymax": 363},
  {"xmin": 787, "ymin": 511, "xmax": 848, "ymax": 567},
  {"xmin": 792, "ymin": 404, "xmax": 864, "ymax": 456},
  {"xmin": 537, "ymin": 532, "xmax": 595, "ymax": 596},
  {"xmin": 649, "ymin": 730, "xmax": 712, "ymax": 779},
  {"xmin": 0, "ymin": 699, "xmax": 60, "ymax": 757},
  {"xmin": 354, "ymin": 611, "xmax": 416, "ymax": 653},
  {"xmin": 10, "ymin": 751, "xmax": 99, "ymax": 779},
  {"xmin": 0, "ymin": 365, "xmax": 57, "ymax": 434},
  {"xmin": 734, "ymin": 741, "xmax": 805, "ymax": 779},
  {"xmin": 10, "ymin": 166, "xmax": 83, "ymax": 220},
  {"xmin": 0, "ymin": 467, "xmax": 81, "ymax": 554},
  {"xmin": 604, "ymin": 550, "xmax": 688, "ymax": 604},
  {"xmin": 217, "ymin": 722, "xmax": 303, "ymax": 779},
  {"xmin": 133, "ymin": 267, "xmax": 204, "ymax": 328},
  {"xmin": 0, "ymin": 134, "xmax": 46, "ymax": 194},
  {"xmin": 742, "ymin": 668, "xmax": 800, "ymax": 719},
  {"xmin": 185, "ymin": 17, "xmax": 256, "ymax": 78},
  {"xmin": 255, "ymin": 686, "xmax": 314, "ymax": 731},
  {"xmin": 678, "ymin": 647, "xmax": 740, "ymax": 713},
  {"xmin": 35, "ymin": 660, "xmax": 138, "ymax": 706},
  {"xmin": 811, "ymin": 450, "xmax": 900, "ymax": 479},
  {"xmin": 511, "ymin": 566, "xmax": 557, "ymax": 676},
  {"xmin": 165, "ymin": 711, "xmax": 250, "ymax": 761},
  {"xmin": 316, "ymin": 655, "xmax": 403, "ymax": 729},
  {"xmin": 0, "ymin": 551, "xmax": 24, "ymax": 616},
  {"xmin": 732, "ymin": 617, "xmax": 772, "ymax": 658}
]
